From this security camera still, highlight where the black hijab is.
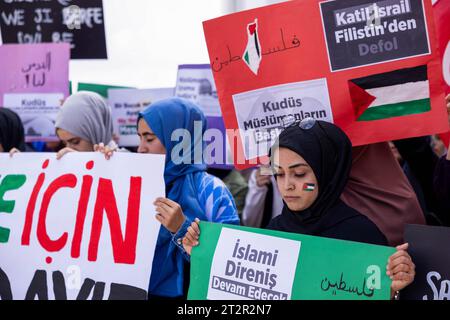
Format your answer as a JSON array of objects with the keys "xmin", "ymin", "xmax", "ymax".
[
  {"xmin": 0, "ymin": 108, "xmax": 26, "ymax": 152},
  {"xmin": 268, "ymin": 120, "xmax": 359, "ymax": 234}
]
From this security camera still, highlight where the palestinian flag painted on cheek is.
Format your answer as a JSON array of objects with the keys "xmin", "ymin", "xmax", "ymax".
[
  {"xmin": 243, "ymin": 19, "xmax": 262, "ymax": 75},
  {"xmin": 350, "ymin": 65, "xmax": 431, "ymax": 121},
  {"xmin": 303, "ymin": 183, "xmax": 315, "ymax": 192}
]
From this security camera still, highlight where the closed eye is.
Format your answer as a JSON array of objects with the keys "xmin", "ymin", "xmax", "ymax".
[
  {"xmin": 67, "ymin": 139, "xmax": 80, "ymax": 146},
  {"xmin": 274, "ymin": 173, "xmax": 284, "ymax": 178}
]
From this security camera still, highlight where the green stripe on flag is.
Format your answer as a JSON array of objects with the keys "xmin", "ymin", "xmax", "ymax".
[
  {"xmin": 244, "ymin": 52, "xmax": 250, "ymax": 65},
  {"xmin": 357, "ymin": 99, "xmax": 430, "ymax": 121}
]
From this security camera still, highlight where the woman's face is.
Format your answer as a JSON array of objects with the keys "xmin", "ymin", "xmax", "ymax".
[
  {"xmin": 56, "ymin": 128, "xmax": 93, "ymax": 151},
  {"xmin": 272, "ymin": 147, "xmax": 319, "ymax": 212},
  {"xmin": 137, "ymin": 118, "xmax": 166, "ymax": 155}
]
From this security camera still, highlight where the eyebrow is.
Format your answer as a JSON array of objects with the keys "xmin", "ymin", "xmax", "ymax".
[
  {"xmin": 273, "ymin": 163, "xmax": 308, "ymax": 169},
  {"xmin": 288, "ymin": 163, "xmax": 308, "ymax": 169},
  {"xmin": 138, "ymin": 132, "xmax": 156, "ymax": 137}
]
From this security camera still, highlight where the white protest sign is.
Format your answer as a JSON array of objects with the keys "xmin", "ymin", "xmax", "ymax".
[
  {"xmin": 107, "ymin": 88, "xmax": 174, "ymax": 147},
  {"xmin": 175, "ymin": 64, "xmax": 234, "ymax": 168},
  {"xmin": 0, "ymin": 152, "xmax": 165, "ymax": 300},
  {"xmin": 232, "ymin": 78, "xmax": 334, "ymax": 159},
  {"xmin": 175, "ymin": 65, "xmax": 222, "ymax": 117},
  {"xmin": 207, "ymin": 227, "xmax": 301, "ymax": 300},
  {"xmin": 4, "ymin": 93, "xmax": 64, "ymax": 141}
]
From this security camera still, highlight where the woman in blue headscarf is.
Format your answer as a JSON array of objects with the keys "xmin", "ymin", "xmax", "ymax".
[{"xmin": 134, "ymin": 97, "xmax": 239, "ymax": 298}]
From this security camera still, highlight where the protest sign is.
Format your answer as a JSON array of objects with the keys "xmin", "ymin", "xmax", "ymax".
[
  {"xmin": 203, "ymin": 0, "xmax": 449, "ymax": 169},
  {"xmin": 175, "ymin": 64, "xmax": 222, "ymax": 117},
  {"xmin": 401, "ymin": 224, "xmax": 450, "ymax": 300},
  {"xmin": 0, "ymin": 152, "xmax": 165, "ymax": 300},
  {"xmin": 0, "ymin": 0, "xmax": 107, "ymax": 59},
  {"xmin": 188, "ymin": 222, "xmax": 394, "ymax": 300},
  {"xmin": 107, "ymin": 88, "xmax": 174, "ymax": 147},
  {"xmin": 433, "ymin": 0, "xmax": 449, "ymax": 94},
  {"xmin": 0, "ymin": 43, "xmax": 69, "ymax": 142},
  {"xmin": 77, "ymin": 83, "xmax": 133, "ymax": 99},
  {"xmin": 175, "ymin": 64, "xmax": 233, "ymax": 168},
  {"xmin": 433, "ymin": 0, "xmax": 449, "ymax": 145}
]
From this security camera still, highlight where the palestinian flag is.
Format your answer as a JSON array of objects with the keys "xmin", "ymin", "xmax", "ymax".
[
  {"xmin": 303, "ymin": 183, "xmax": 315, "ymax": 192},
  {"xmin": 243, "ymin": 19, "xmax": 262, "ymax": 75},
  {"xmin": 350, "ymin": 65, "xmax": 431, "ymax": 121}
]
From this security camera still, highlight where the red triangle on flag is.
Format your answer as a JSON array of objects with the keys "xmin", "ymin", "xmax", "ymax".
[
  {"xmin": 248, "ymin": 23, "xmax": 257, "ymax": 35},
  {"xmin": 348, "ymin": 80, "xmax": 376, "ymax": 120}
]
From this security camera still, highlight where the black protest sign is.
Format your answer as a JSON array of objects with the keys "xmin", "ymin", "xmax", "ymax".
[
  {"xmin": 0, "ymin": 0, "xmax": 107, "ymax": 59},
  {"xmin": 401, "ymin": 224, "xmax": 450, "ymax": 300},
  {"xmin": 320, "ymin": 0, "xmax": 429, "ymax": 71}
]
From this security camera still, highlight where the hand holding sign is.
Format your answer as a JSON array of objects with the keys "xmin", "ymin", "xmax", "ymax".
[
  {"xmin": 8, "ymin": 148, "xmax": 20, "ymax": 157},
  {"xmin": 154, "ymin": 197, "xmax": 187, "ymax": 234},
  {"xmin": 94, "ymin": 142, "xmax": 117, "ymax": 160},
  {"xmin": 386, "ymin": 243, "xmax": 416, "ymax": 295},
  {"xmin": 182, "ymin": 218, "xmax": 201, "ymax": 255},
  {"xmin": 56, "ymin": 147, "xmax": 76, "ymax": 160}
]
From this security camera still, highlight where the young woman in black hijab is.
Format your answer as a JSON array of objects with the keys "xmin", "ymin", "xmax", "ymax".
[
  {"xmin": 267, "ymin": 119, "xmax": 387, "ymax": 244},
  {"xmin": 0, "ymin": 108, "xmax": 26, "ymax": 153},
  {"xmin": 182, "ymin": 119, "xmax": 416, "ymax": 298}
]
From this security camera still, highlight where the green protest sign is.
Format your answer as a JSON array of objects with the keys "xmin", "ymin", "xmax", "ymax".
[
  {"xmin": 77, "ymin": 83, "xmax": 133, "ymax": 98},
  {"xmin": 188, "ymin": 222, "xmax": 395, "ymax": 300}
]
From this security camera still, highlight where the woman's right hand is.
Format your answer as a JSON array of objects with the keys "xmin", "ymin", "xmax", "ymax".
[
  {"xmin": 56, "ymin": 147, "xmax": 76, "ymax": 160},
  {"xmin": 94, "ymin": 142, "xmax": 116, "ymax": 160},
  {"xmin": 182, "ymin": 218, "xmax": 201, "ymax": 256},
  {"xmin": 387, "ymin": 243, "xmax": 415, "ymax": 296},
  {"xmin": 9, "ymin": 148, "xmax": 21, "ymax": 157}
]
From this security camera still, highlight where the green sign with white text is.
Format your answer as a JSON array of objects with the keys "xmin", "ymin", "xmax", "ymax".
[{"xmin": 188, "ymin": 222, "xmax": 395, "ymax": 300}]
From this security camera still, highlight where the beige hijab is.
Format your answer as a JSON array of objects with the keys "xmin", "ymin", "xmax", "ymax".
[{"xmin": 341, "ymin": 142, "xmax": 425, "ymax": 246}]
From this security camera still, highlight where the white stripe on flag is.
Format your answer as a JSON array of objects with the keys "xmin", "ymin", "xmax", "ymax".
[{"xmin": 367, "ymin": 80, "xmax": 429, "ymax": 108}]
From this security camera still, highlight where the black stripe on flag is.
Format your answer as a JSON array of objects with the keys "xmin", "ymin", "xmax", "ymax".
[
  {"xmin": 254, "ymin": 32, "xmax": 260, "ymax": 57},
  {"xmin": 351, "ymin": 65, "xmax": 428, "ymax": 89}
]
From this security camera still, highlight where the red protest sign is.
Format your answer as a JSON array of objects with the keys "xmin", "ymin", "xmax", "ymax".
[
  {"xmin": 203, "ymin": 0, "xmax": 449, "ymax": 169},
  {"xmin": 433, "ymin": 0, "xmax": 449, "ymax": 94},
  {"xmin": 433, "ymin": 0, "xmax": 449, "ymax": 146}
]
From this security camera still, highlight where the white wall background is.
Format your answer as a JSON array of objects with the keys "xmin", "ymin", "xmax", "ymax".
[
  {"xmin": 71, "ymin": 0, "xmax": 227, "ymax": 89},
  {"xmin": 1, "ymin": 0, "xmax": 288, "ymax": 89}
]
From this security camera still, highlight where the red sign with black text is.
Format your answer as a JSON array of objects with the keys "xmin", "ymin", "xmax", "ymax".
[{"xmin": 203, "ymin": 0, "xmax": 449, "ymax": 168}]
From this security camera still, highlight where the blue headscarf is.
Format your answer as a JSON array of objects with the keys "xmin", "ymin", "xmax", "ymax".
[{"xmin": 139, "ymin": 97, "xmax": 209, "ymax": 297}]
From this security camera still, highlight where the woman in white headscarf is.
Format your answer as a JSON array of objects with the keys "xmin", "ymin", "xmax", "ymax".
[
  {"xmin": 9, "ymin": 91, "xmax": 117, "ymax": 158},
  {"xmin": 54, "ymin": 91, "xmax": 118, "ymax": 158}
]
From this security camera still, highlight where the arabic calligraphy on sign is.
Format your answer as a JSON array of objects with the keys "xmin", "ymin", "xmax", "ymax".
[
  {"xmin": 212, "ymin": 28, "xmax": 301, "ymax": 73},
  {"xmin": 21, "ymin": 52, "xmax": 52, "ymax": 88},
  {"xmin": 320, "ymin": 272, "xmax": 375, "ymax": 298}
]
